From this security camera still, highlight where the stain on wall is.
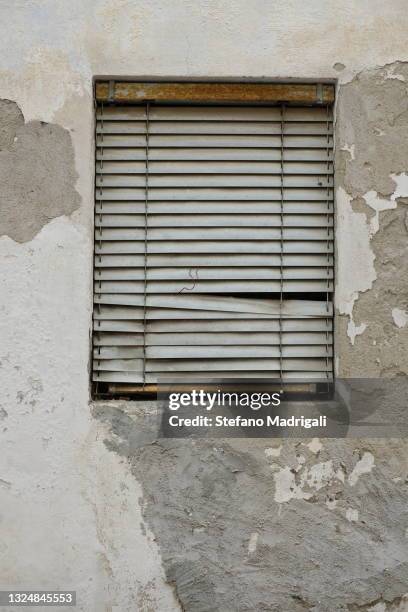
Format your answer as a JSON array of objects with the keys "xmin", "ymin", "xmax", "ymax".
[{"xmin": 0, "ymin": 100, "xmax": 81, "ymax": 242}]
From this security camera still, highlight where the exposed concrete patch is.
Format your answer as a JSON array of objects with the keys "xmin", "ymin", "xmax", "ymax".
[
  {"xmin": 363, "ymin": 190, "xmax": 397, "ymax": 236},
  {"xmin": 351, "ymin": 195, "xmax": 375, "ymax": 218},
  {"xmin": 0, "ymin": 98, "xmax": 24, "ymax": 149},
  {"xmin": 0, "ymin": 100, "xmax": 80, "ymax": 242},
  {"xmin": 94, "ymin": 403, "xmax": 408, "ymax": 611}
]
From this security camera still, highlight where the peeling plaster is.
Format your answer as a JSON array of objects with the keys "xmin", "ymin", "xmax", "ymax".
[
  {"xmin": 336, "ymin": 172, "xmax": 408, "ymax": 345},
  {"xmin": 306, "ymin": 438, "xmax": 323, "ymax": 454},
  {"xmin": 392, "ymin": 308, "xmax": 408, "ymax": 329},
  {"xmin": 247, "ymin": 532, "xmax": 259, "ymax": 555},
  {"xmin": 341, "ymin": 143, "xmax": 355, "ymax": 160},
  {"xmin": 274, "ymin": 459, "xmax": 345, "ymax": 504},
  {"xmin": 264, "ymin": 445, "xmax": 282, "ymax": 458},
  {"xmin": 348, "ymin": 452, "xmax": 375, "ymax": 486},
  {"xmin": 346, "ymin": 508, "xmax": 359, "ymax": 522},
  {"xmin": 93, "ymin": 402, "xmax": 408, "ymax": 611},
  {"xmin": 335, "ymin": 186, "xmax": 375, "ymax": 340},
  {"xmin": 347, "ymin": 321, "xmax": 367, "ymax": 346},
  {"xmin": 336, "ymin": 64, "xmax": 408, "ymax": 370}
]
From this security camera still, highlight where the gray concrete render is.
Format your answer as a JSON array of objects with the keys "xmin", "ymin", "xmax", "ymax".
[{"xmin": 0, "ymin": 1, "xmax": 408, "ymax": 610}]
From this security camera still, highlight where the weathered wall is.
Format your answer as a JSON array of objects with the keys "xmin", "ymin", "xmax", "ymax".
[
  {"xmin": 1, "ymin": 2, "xmax": 408, "ymax": 611},
  {"xmin": 335, "ymin": 63, "xmax": 408, "ymax": 375}
]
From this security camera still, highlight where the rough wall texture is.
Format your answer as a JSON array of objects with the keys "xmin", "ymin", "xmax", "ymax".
[
  {"xmin": 95, "ymin": 403, "xmax": 408, "ymax": 612},
  {"xmin": 335, "ymin": 63, "xmax": 408, "ymax": 375},
  {"xmin": 1, "ymin": 1, "xmax": 408, "ymax": 611}
]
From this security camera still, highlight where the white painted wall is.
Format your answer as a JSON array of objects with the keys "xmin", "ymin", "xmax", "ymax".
[{"xmin": 1, "ymin": 2, "xmax": 407, "ymax": 609}]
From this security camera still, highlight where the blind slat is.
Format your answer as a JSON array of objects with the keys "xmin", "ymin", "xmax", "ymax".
[
  {"xmin": 95, "ymin": 254, "xmax": 333, "ymax": 267},
  {"xmin": 94, "ymin": 280, "xmax": 334, "ymax": 293},
  {"xmin": 93, "ymin": 332, "xmax": 332, "ymax": 349},
  {"xmin": 96, "ymin": 134, "xmax": 333, "ymax": 148},
  {"xmin": 94, "ymin": 313, "xmax": 331, "ymax": 329},
  {"xmin": 96, "ymin": 202, "xmax": 334, "ymax": 214},
  {"xmin": 97, "ymin": 120, "xmax": 333, "ymax": 136},
  {"xmin": 95, "ymin": 268, "xmax": 333, "ymax": 281},
  {"xmin": 96, "ymin": 175, "xmax": 333, "ymax": 188},
  {"xmin": 96, "ymin": 148, "xmax": 333, "ymax": 161},
  {"xmin": 97, "ymin": 105, "xmax": 332, "ymax": 122},
  {"xmin": 95, "ymin": 213, "xmax": 333, "ymax": 228},
  {"xmin": 95, "ymin": 227, "xmax": 333, "ymax": 241},
  {"xmin": 98, "ymin": 160, "xmax": 333, "ymax": 175}
]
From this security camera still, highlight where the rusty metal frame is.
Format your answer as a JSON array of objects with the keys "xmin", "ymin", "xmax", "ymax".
[
  {"xmin": 107, "ymin": 383, "xmax": 318, "ymax": 396},
  {"xmin": 95, "ymin": 81, "xmax": 334, "ymax": 105}
]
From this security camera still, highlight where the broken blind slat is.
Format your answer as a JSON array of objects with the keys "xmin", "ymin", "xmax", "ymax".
[{"xmin": 93, "ymin": 103, "xmax": 334, "ymax": 387}]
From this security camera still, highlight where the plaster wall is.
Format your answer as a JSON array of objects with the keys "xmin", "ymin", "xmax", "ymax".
[{"xmin": 1, "ymin": 2, "xmax": 408, "ymax": 610}]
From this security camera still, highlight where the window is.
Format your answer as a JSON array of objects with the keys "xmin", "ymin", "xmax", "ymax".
[{"xmin": 92, "ymin": 82, "xmax": 334, "ymax": 397}]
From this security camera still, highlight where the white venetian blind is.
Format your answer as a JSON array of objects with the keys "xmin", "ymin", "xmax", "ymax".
[{"xmin": 93, "ymin": 102, "xmax": 334, "ymax": 391}]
